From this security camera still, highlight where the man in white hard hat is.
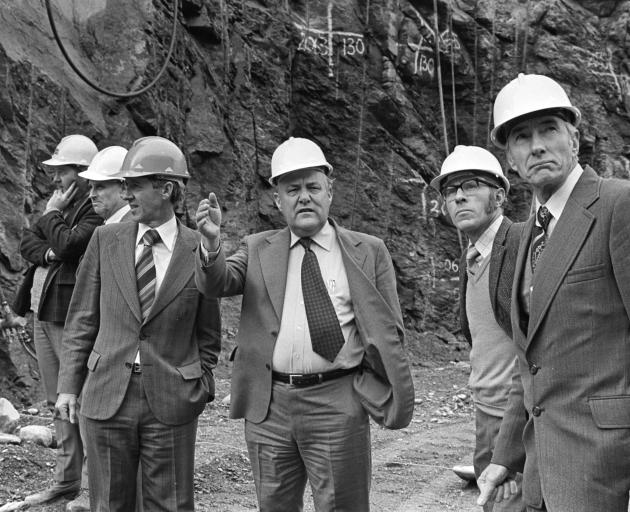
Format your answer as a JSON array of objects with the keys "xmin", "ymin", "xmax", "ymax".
[
  {"xmin": 61, "ymin": 145, "xmax": 131, "ymax": 512},
  {"xmin": 15, "ymin": 134, "xmax": 101, "ymax": 506},
  {"xmin": 80, "ymin": 145, "xmax": 132, "ymax": 224},
  {"xmin": 55, "ymin": 136, "xmax": 221, "ymax": 512},
  {"xmin": 431, "ymin": 146, "xmax": 525, "ymax": 512},
  {"xmin": 477, "ymin": 74, "xmax": 630, "ymax": 511},
  {"xmin": 195, "ymin": 137, "xmax": 414, "ymax": 511}
]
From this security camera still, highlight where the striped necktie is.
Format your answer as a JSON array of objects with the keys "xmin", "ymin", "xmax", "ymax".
[
  {"xmin": 531, "ymin": 206, "xmax": 552, "ymax": 272},
  {"xmin": 299, "ymin": 238, "xmax": 346, "ymax": 362},
  {"xmin": 136, "ymin": 229, "xmax": 161, "ymax": 321}
]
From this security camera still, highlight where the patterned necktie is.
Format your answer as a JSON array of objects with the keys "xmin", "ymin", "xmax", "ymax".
[
  {"xmin": 466, "ymin": 246, "xmax": 481, "ymax": 276},
  {"xmin": 299, "ymin": 238, "xmax": 346, "ymax": 362},
  {"xmin": 136, "ymin": 229, "xmax": 161, "ymax": 321},
  {"xmin": 530, "ymin": 206, "xmax": 552, "ymax": 272}
]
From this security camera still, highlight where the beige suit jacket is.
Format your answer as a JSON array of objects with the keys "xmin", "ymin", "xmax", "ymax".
[{"xmin": 196, "ymin": 219, "xmax": 414, "ymax": 429}]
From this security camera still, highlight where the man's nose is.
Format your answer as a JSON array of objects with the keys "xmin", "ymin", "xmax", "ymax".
[
  {"xmin": 453, "ymin": 187, "xmax": 467, "ymax": 202},
  {"xmin": 530, "ymin": 130, "xmax": 547, "ymax": 155},
  {"xmin": 297, "ymin": 189, "xmax": 310, "ymax": 202}
]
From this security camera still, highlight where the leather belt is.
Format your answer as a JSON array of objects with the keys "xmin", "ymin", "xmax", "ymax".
[
  {"xmin": 125, "ymin": 362, "xmax": 142, "ymax": 374},
  {"xmin": 272, "ymin": 366, "xmax": 359, "ymax": 387}
]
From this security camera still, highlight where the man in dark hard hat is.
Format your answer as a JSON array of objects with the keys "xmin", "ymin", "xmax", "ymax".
[
  {"xmin": 55, "ymin": 136, "xmax": 221, "ymax": 512},
  {"xmin": 477, "ymin": 74, "xmax": 630, "ymax": 512},
  {"xmin": 195, "ymin": 137, "xmax": 414, "ymax": 511}
]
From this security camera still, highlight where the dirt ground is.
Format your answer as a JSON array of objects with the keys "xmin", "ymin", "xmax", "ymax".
[{"xmin": 0, "ymin": 298, "xmax": 481, "ymax": 511}]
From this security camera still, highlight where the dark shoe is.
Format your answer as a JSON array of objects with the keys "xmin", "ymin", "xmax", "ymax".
[
  {"xmin": 66, "ymin": 489, "xmax": 90, "ymax": 511},
  {"xmin": 24, "ymin": 480, "xmax": 80, "ymax": 505}
]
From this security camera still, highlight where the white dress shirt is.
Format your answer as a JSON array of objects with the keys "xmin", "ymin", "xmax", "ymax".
[
  {"xmin": 272, "ymin": 221, "xmax": 363, "ymax": 373},
  {"xmin": 105, "ymin": 204, "xmax": 131, "ymax": 225},
  {"xmin": 134, "ymin": 215, "xmax": 178, "ymax": 363}
]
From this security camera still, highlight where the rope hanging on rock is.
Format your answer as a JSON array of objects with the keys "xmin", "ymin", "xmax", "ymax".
[
  {"xmin": 433, "ymin": 0, "xmax": 449, "ymax": 156},
  {"xmin": 448, "ymin": 7, "xmax": 458, "ymax": 147},
  {"xmin": 44, "ymin": 0, "xmax": 179, "ymax": 98},
  {"xmin": 485, "ymin": 0, "xmax": 497, "ymax": 147},
  {"xmin": 349, "ymin": 0, "xmax": 370, "ymax": 229}
]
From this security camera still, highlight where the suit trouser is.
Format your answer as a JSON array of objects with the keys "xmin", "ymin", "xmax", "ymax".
[
  {"xmin": 245, "ymin": 374, "xmax": 371, "ymax": 512},
  {"xmin": 33, "ymin": 319, "xmax": 88, "ymax": 487},
  {"xmin": 474, "ymin": 407, "xmax": 525, "ymax": 512},
  {"xmin": 80, "ymin": 372, "xmax": 198, "ymax": 512}
]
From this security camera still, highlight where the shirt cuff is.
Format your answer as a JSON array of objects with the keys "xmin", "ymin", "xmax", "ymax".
[{"xmin": 200, "ymin": 241, "xmax": 220, "ymax": 265}]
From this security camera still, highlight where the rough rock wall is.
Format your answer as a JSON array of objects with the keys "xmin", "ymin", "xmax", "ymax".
[{"xmin": 0, "ymin": 0, "xmax": 629, "ymax": 350}]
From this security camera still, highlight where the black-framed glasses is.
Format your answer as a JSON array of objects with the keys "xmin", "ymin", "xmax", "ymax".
[{"xmin": 442, "ymin": 178, "xmax": 498, "ymax": 201}]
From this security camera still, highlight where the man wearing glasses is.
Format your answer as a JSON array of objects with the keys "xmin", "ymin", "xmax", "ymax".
[{"xmin": 431, "ymin": 145, "xmax": 525, "ymax": 512}]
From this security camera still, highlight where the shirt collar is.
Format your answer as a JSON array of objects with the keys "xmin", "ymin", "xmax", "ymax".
[
  {"xmin": 289, "ymin": 220, "xmax": 333, "ymax": 252},
  {"xmin": 136, "ymin": 215, "xmax": 178, "ymax": 252},
  {"xmin": 105, "ymin": 204, "xmax": 131, "ymax": 225},
  {"xmin": 534, "ymin": 164, "xmax": 583, "ymax": 223},
  {"xmin": 470, "ymin": 214, "xmax": 503, "ymax": 260}
]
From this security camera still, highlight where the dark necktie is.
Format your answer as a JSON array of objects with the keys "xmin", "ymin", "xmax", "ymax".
[
  {"xmin": 530, "ymin": 206, "xmax": 552, "ymax": 272},
  {"xmin": 136, "ymin": 229, "xmax": 161, "ymax": 321},
  {"xmin": 299, "ymin": 238, "xmax": 345, "ymax": 362}
]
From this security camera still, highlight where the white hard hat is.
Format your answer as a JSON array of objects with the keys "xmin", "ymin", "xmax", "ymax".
[
  {"xmin": 491, "ymin": 73, "xmax": 581, "ymax": 148},
  {"xmin": 79, "ymin": 146, "xmax": 128, "ymax": 181},
  {"xmin": 113, "ymin": 136, "xmax": 190, "ymax": 180},
  {"xmin": 42, "ymin": 134, "xmax": 98, "ymax": 167},
  {"xmin": 430, "ymin": 145, "xmax": 510, "ymax": 194},
  {"xmin": 269, "ymin": 137, "xmax": 332, "ymax": 185}
]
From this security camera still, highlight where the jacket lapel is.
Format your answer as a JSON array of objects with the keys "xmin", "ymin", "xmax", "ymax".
[
  {"xmin": 109, "ymin": 223, "xmax": 142, "ymax": 323},
  {"xmin": 489, "ymin": 217, "xmax": 511, "ymax": 314},
  {"xmin": 512, "ymin": 216, "xmax": 535, "ymax": 345},
  {"xmin": 259, "ymin": 228, "xmax": 290, "ymax": 322},
  {"xmin": 527, "ymin": 169, "xmax": 599, "ymax": 342},
  {"xmin": 145, "ymin": 224, "xmax": 197, "ymax": 323}
]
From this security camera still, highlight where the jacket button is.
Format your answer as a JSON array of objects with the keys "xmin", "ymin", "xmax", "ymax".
[
  {"xmin": 125, "ymin": 362, "xmax": 132, "ymax": 369},
  {"xmin": 271, "ymin": 331, "xmax": 278, "ymax": 337},
  {"xmin": 265, "ymin": 364, "xmax": 271, "ymax": 371},
  {"xmin": 139, "ymin": 332, "xmax": 147, "ymax": 340},
  {"xmin": 532, "ymin": 406, "xmax": 542, "ymax": 417},
  {"xmin": 529, "ymin": 364, "xmax": 539, "ymax": 375}
]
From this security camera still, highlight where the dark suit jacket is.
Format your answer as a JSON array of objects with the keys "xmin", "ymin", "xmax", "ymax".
[
  {"xmin": 16, "ymin": 185, "xmax": 102, "ymax": 322},
  {"xmin": 459, "ymin": 216, "xmax": 524, "ymax": 343},
  {"xmin": 196, "ymin": 219, "xmax": 415, "ymax": 429},
  {"xmin": 492, "ymin": 166, "xmax": 630, "ymax": 511},
  {"xmin": 58, "ymin": 221, "xmax": 221, "ymax": 426}
]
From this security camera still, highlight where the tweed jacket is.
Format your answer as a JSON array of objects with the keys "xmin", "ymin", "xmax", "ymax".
[
  {"xmin": 16, "ymin": 184, "xmax": 102, "ymax": 321},
  {"xmin": 196, "ymin": 219, "xmax": 415, "ymax": 429},
  {"xmin": 58, "ymin": 220, "xmax": 221, "ymax": 426},
  {"xmin": 459, "ymin": 216, "xmax": 524, "ymax": 343},
  {"xmin": 492, "ymin": 166, "xmax": 630, "ymax": 511}
]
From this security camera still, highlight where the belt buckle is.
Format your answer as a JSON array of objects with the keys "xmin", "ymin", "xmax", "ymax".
[{"xmin": 288, "ymin": 374, "xmax": 300, "ymax": 386}]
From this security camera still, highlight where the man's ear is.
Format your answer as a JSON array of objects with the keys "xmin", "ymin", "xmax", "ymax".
[
  {"xmin": 273, "ymin": 192, "xmax": 281, "ymax": 211},
  {"xmin": 495, "ymin": 187, "xmax": 506, "ymax": 208},
  {"xmin": 161, "ymin": 181, "xmax": 174, "ymax": 199}
]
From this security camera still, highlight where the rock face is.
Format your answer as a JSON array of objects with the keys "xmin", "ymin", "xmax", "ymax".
[{"xmin": 0, "ymin": 0, "xmax": 629, "ymax": 390}]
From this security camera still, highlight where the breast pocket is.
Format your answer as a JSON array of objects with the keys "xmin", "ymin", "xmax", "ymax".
[
  {"xmin": 566, "ymin": 263, "xmax": 605, "ymax": 284},
  {"xmin": 588, "ymin": 395, "xmax": 630, "ymax": 428}
]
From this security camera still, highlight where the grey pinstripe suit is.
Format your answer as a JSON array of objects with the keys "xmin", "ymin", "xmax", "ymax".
[{"xmin": 58, "ymin": 220, "xmax": 221, "ymax": 510}]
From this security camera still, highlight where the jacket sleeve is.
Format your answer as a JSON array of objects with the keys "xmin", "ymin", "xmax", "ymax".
[
  {"xmin": 490, "ymin": 358, "xmax": 527, "ymax": 472},
  {"xmin": 35, "ymin": 203, "xmax": 102, "ymax": 262},
  {"xmin": 195, "ymin": 239, "xmax": 249, "ymax": 298},
  {"xmin": 57, "ymin": 228, "xmax": 102, "ymax": 395},
  {"xmin": 610, "ymin": 186, "xmax": 630, "ymax": 321},
  {"xmin": 20, "ymin": 222, "xmax": 50, "ymax": 266},
  {"xmin": 196, "ymin": 294, "xmax": 222, "ymax": 398}
]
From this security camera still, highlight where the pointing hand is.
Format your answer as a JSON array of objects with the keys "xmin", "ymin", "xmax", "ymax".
[{"xmin": 196, "ymin": 192, "xmax": 222, "ymax": 251}]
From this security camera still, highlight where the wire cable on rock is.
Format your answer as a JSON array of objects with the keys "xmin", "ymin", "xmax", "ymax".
[{"xmin": 44, "ymin": 0, "xmax": 179, "ymax": 98}]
